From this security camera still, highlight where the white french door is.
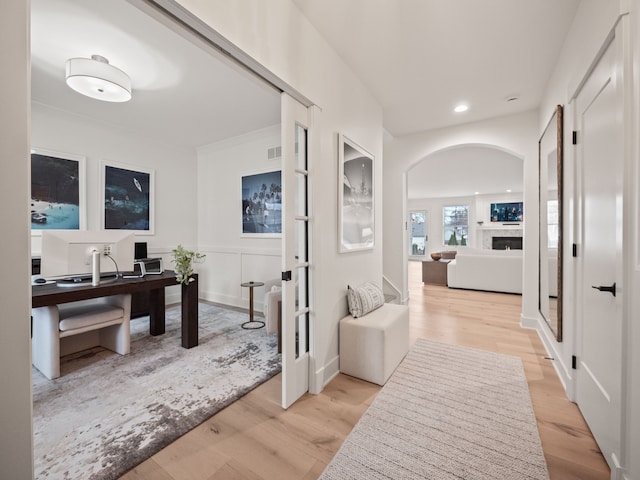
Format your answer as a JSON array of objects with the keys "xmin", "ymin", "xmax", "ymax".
[
  {"xmin": 408, "ymin": 211, "xmax": 428, "ymax": 258},
  {"xmin": 280, "ymin": 93, "xmax": 311, "ymax": 408}
]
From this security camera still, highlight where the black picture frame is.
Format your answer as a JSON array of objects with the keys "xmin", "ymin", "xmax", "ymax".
[{"xmin": 241, "ymin": 169, "xmax": 282, "ymax": 236}]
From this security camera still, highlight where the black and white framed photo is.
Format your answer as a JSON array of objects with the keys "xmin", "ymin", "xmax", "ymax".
[
  {"xmin": 338, "ymin": 134, "xmax": 374, "ymax": 252},
  {"xmin": 241, "ymin": 169, "xmax": 282, "ymax": 237},
  {"xmin": 30, "ymin": 149, "xmax": 86, "ymax": 233},
  {"xmin": 101, "ymin": 161, "xmax": 154, "ymax": 234}
]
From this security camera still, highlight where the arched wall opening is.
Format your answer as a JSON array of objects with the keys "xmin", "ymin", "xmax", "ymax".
[
  {"xmin": 406, "ymin": 143, "xmax": 524, "ymax": 255},
  {"xmin": 382, "ymin": 109, "xmax": 540, "ymax": 324}
]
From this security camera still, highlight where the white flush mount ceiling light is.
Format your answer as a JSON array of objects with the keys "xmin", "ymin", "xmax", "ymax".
[
  {"xmin": 65, "ymin": 55, "xmax": 132, "ymax": 102},
  {"xmin": 454, "ymin": 103, "xmax": 469, "ymax": 113}
]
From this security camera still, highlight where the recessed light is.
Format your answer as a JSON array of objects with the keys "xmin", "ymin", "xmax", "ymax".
[
  {"xmin": 506, "ymin": 189, "xmax": 512, "ymax": 193},
  {"xmin": 474, "ymin": 191, "xmax": 480, "ymax": 195},
  {"xmin": 454, "ymin": 103, "xmax": 468, "ymax": 113}
]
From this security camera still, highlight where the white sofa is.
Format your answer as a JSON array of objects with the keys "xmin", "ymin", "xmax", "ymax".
[{"xmin": 447, "ymin": 251, "xmax": 523, "ymax": 294}]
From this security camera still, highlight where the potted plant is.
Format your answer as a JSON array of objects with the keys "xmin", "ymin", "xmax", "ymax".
[{"xmin": 171, "ymin": 244, "xmax": 205, "ymax": 285}]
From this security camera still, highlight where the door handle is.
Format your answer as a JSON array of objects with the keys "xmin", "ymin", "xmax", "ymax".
[{"xmin": 592, "ymin": 282, "xmax": 616, "ymax": 297}]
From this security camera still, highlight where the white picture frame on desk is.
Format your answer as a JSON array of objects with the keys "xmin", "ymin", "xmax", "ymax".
[
  {"xmin": 100, "ymin": 160, "xmax": 155, "ymax": 235},
  {"xmin": 30, "ymin": 148, "xmax": 87, "ymax": 234}
]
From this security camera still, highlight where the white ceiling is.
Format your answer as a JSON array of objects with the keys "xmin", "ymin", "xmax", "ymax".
[
  {"xmin": 293, "ymin": 0, "xmax": 580, "ymax": 137},
  {"xmin": 407, "ymin": 146, "xmax": 522, "ymax": 199},
  {"xmin": 292, "ymin": 0, "xmax": 579, "ymax": 198},
  {"xmin": 31, "ymin": 0, "xmax": 579, "ymax": 198},
  {"xmin": 31, "ymin": 0, "xmax": 281, "ymax": 150}
]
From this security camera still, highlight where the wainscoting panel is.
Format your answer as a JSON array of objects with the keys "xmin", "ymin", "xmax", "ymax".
[{"xmin": 197, "ymin": 246, "xmax": 281, "ymax": 312}]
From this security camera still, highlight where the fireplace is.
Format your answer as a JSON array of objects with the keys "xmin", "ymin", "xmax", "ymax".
[{"xmin": 492, "ymin": 236, "xmax": 522, "ymax": 250}]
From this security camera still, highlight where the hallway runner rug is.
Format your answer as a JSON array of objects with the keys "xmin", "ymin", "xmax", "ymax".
[
  {"xmin": 32, "ymin": 302, "xmax": 281, "ymax": 480},
  {"xmin": 320, "ymin": 338, "xmax": 549, "ymax": 479}
]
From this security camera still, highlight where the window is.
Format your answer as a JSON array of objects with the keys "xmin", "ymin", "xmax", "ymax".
[
  {"xmin": 547, "ymin": 200, "xmax": 559, "ymax": 248},
  {"xmin": 443, "ymin": 205, "xmax": 468, "ymax": 246}
]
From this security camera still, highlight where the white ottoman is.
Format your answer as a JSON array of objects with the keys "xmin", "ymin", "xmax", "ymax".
[{"xmin": 339, "ymin": 303, "xmax": 410, "ymax": 385}]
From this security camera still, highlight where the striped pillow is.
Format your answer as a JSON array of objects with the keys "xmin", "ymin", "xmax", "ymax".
[{"xmin": 347, "ymin": 282, "xmax": 385, "ymax": 318}]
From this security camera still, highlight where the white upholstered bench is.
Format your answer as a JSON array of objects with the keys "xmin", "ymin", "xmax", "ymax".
[
  {"xmin": 339, "ymin": 303, "xmax": 410, "ymax": 386},
  {"xmin": 32, "ymin": 294, "xmax": 132, "ymax": 379}
]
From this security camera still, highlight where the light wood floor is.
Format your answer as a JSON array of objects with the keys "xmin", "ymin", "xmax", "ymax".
[{"xmin": 119, "ymin": 262, "xmax": 610, "ymax": 480}]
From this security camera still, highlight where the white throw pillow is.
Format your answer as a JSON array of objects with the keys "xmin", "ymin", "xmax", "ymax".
[{"xmin": 347, "ymin": 282, "xmax": 385, "ymax": 318}]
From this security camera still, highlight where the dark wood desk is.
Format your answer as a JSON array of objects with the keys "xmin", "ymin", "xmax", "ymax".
[{"xmin": 31, "ymin": 270, "xmax": 199, "ymax": 348}]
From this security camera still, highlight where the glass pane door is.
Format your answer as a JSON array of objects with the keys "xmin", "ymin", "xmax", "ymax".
[
  {"xmin": 281, "ymin": 93, "xmax": 310, "ymax": 409},
  {"xmin": 409, "ymin": 211, "xmax": 427, "ymax": 257}
]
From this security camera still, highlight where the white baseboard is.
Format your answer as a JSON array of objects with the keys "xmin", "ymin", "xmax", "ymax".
[
  {"xmin": 520, "ymin": 313, "xmax": 538, "ymax": 330},
  {"xmin": 310, "ymin": 354, "xmax": 340, "ymax": 394},
  {"xmin": 521, "ymin": 313, "xmax": 573, "ymax": 397},
  {"xmin": 610, "ymin": 454, "xmax": 623, "ymax": 480},
  {"xmin": 199, "ymin": 291, "xmax": 245, "ymax": 310}
]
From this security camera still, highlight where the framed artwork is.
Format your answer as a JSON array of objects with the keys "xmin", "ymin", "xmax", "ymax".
[
  {"xmin": 30, "ymin": 149, "xmax": 86, "ymax": 233},
  {"xmin": 101, "ymin": 161, "xmax": 154, "ymax": 234},
  {"xmin": 338, "ymin": 134, "xmax": 374, "ymax": 252},
  {"xmin": 241, "ymin": 169, "xmax": 282, "ymax": 237}
]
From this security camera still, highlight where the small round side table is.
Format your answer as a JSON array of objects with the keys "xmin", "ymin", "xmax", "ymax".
[{"xmin": 240, "ymin": 281, "xmax": 265, "ymax": 329}]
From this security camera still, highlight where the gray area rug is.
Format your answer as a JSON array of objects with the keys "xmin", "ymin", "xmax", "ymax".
[
  {"xmin": 32, "ymin": 302, "xmax": 281, "ymax": 480},
  {"xmin": 320, "ymin": 338, "xmax": 549, "ymax": 479}
]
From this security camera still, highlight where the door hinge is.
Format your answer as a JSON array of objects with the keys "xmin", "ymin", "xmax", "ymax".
[
  {"xmin": 572, "ymin": 131, "xmax": 578, "ymax": 145},
  {"xmin": 572, "ymin": 243, "xmax": 577, "ymax": 257},
  {"xmin": 282, "ymin": 270, "xmax": 292, "ymax": 281},
  {"xmin": 572, "ymin": 355, "xmax": 577, "ymax": 369}
]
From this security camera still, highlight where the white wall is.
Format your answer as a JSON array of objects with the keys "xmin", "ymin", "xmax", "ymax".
[
  {"xmin": 0, "ymin": 1, "xmax": 34, "ymax": 478},
  {"xmin": 384, "ymin": 111, "xmax": 538, "ymax": 311},
  {"xmin": 175, "ymin": 0, "xmax": 384, "ymax": 391},
  {"xmin": 196, "ymin": 125, "xmax": 282, "ymax": 311},
  {"xmin": 534, "ymin": 0, "xmax": 623, "ymax": 400},
  {"xmin": 31, "ymin": 102, "xmax": 199, "ymax": 302},
  {"xmin": 538, "ymin": 1, "xmax": 622, "ymax": 383},
  {"xmin": 538, "ymin": 1, "xmax": 638, "ymax": 478},
  {"xmin": 539, "ymin": 0, "xmax": 621, "ymax": 132}
]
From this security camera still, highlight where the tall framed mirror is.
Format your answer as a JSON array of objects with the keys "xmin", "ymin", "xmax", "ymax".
[{"xmin": 539, "ymin": 105, "xmax": 563, "ymax": 341}]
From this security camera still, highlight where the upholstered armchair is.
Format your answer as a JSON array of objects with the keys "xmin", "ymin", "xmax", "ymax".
[
  {"xmin": 32, "ymin": 294, "xmax": 132, "ymax": 379},
  {"xmin": 262, "ymin": 279, "xmax": 282, "ymax": 333}
]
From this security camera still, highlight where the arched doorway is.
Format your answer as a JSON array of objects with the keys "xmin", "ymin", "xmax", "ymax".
[
  {"xmin": 401, "ymin": 143, "xmax": 525, "ymax": 300},
  {"xmin": 407, "ymin": 144, "xmax": 523, "ymax": 254}
]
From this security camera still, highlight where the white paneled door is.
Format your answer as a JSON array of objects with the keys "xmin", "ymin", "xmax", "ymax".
[
  {"xmin": 280, "ymin": 93, "xmax": 311, "ymax": 408},
  {"xmin": 575, "ymin": 31, "xmax": 623, "ymax": 472}
]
